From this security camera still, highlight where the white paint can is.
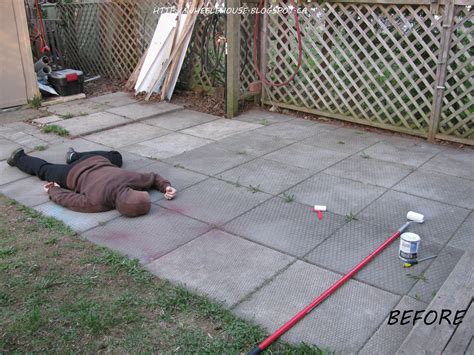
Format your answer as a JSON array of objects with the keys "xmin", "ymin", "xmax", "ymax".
[{"xmin": 399, "ymin": 232, "xmax": 421, "ymax": 262}]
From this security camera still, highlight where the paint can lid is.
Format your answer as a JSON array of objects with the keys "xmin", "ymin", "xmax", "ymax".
[{"xmin": 401, "ymin": 232, "xmax": 421, "ymax": 242}]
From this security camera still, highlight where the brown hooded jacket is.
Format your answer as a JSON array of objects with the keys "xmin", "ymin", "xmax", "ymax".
[{"xmin": 47, "ymin": 156, "xmax": 170, "ymax": 217}]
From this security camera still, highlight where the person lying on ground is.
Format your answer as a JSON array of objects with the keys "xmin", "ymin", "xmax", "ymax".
[{"xmin": 7, "ymin": 148, "xmax": 177, "ymax": 217}]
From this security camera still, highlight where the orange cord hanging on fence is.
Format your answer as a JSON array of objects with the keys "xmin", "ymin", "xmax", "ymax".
[
  {"xmin": 35, "ymin": 0, "xmax": 50, "ymax": 54},
  {"xmin": 252, "ymin": 0, "xmax": 303, "ymax": 87}
]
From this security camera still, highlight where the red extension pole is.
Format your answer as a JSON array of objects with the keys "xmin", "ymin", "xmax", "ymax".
[{"xmin": 248, "ymin": 226, "xmax": 408, "ymax": 354}]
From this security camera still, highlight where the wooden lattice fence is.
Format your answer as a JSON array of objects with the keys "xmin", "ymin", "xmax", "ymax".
[{"xmin": 259, "ymin": 0, "xmax": 473, "ymax": 143}]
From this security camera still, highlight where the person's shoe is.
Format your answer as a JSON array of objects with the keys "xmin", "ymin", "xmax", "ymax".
[
  {"xmin": 66, "ymin": 147, "xmax": 77, "ymax": 164},
  {"xmin": 7, "ymin": 148, "xmax": 24, "ymax": 167}
]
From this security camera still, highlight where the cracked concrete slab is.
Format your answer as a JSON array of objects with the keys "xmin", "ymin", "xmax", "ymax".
[
  {"xmin": 124, "ymin": 132, "xmax": 212, "ymax": 160},
  {"xmin": 146, "ymin": 229, "xmax": 294, "ymax": 306},
  {"xmin": 394, "ymin": 170, "xmax": 474, "ymax": 209},
  {"xmin": 106, "ymin": 102, "xmax": 182, "ymax": 120},
  {"xmin": 234, "ymin": 261, "xmax": 400, "ymax": 352},
  {"xmin": 448, "ymin": 212, "xmax": 474, "ymax": 251},
  {"xmin": 157, "ymin": 178, "xmax": 271, "ymax": 225},
  {"xmin": 420, "ymin": 147, "xmax": 474, "ymax": 181},
  {"xmin": 84, "ymin": 123, "xmax": 171, "ymax": 148},
  {"xmin": 213, "ymin": 131, "xmax": 295, "ymax": 156},
  {"xmin": 0, "ymin": 176, "xmax": 50, "ymax": 207},
  {"xmin": 0, "ymin": 139, "xmax": 24, "ymax": 160},
  {"xmin": 303, "ymin": 127, "xmax": 382, "ymax": 153},
  {"xmin": 89, "ymin": 91, "xmax": 138, "ymax": 107},
  {"xmin": 52, "ymin": 111, "xmax": 130, "ymax": 136},
  {"xmin": 165, "ymin": 144, "xmax": 257, "ymax": 176},
  {"xmin": 144, "ymin": 109, "xmax": 219, "ymax": 131},
  {"xmin": 181, "ymin": 119, "xmax": 261, "ymax": 140},
  {"xmin": 218, "ymin": 158, "xmax": 314, "ymax": 195},
  {"xmin": 83, "ymin": 205, "xmax": 210, "ymax": 263},
  {"xmin": 45, "ymin": 99, "xmax": 111, "ymax": 116},
  {"xmin": 286, "ymin": 172, "xmax": 386, "ymax": 215},
  {"xmin": 0, "ymin": 161, "xmax": 30, "ymax": 186},
  {"xmin": 224, "ymin": 197, "xmax": 346, "ymax": 257}
]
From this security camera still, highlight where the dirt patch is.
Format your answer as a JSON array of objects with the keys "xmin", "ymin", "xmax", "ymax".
[{"xmin": 84, "ymin": 77, "xmax": 127, "ymax": 98}]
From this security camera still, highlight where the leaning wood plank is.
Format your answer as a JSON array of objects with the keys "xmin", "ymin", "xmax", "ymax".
[
  {"xmin": 396, "ymin": 250, "xmax": 474, "ymax": 354},
  {"xmin": 160, "ymin": 0, "xmax": 185, "ymax": 99},
  {"xmin": 126, "ymin": 46, "xmax": 149, "ymax": 90},
  {"xmin": 145, "ymin": 0, "xmax": 202, "ymax": 101},
  {"xmin": 443, "ymin": 303, "xmax": 474, "ymax": 354}
]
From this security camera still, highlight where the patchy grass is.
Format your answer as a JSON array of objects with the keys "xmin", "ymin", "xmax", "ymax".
[
  {"xmin": 360, "ymin": 152, "xmax": 371, "ymax": 159},
  {"xmin": 247, "ymin": 184, "xmax": 262, "ymax": 193},
  {"xmin": 28, "ymin": 95, "xmax": 42, "ymax": 109},
  {"xmin": 259, "ymin": 119, "xmax": 271, "ymax": 126},
  {"xmin": 406, "ymin": 272, "xmax": 428, "ymax": 283},
  {"xmin": 281, "ymin": 192, "xmax": 295, "ymax": 203},
  {"xmin": 34, "ymin": 145, "xmax": 47, "ymax": 151},
  {"xmin": 345, "ymin": 212, "xmax": 358, "ymax": 223},
  {"xmin": 0, "ymin": 195, "xmax": 323, "ymax": 354},
  {"xmin": 42, "ymin": 125, "xmax": 70, "ymax": 137},
  {"xmin": 59, "ymin": 113, "xmax": 74, "ymax": 119}
]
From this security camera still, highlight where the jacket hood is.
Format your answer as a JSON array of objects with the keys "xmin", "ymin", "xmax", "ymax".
[{"xmin": 115, "ymin": 188, "xmax": 151, "ymax": 217}]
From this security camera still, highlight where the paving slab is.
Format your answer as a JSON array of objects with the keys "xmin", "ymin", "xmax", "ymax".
[
  {"xmin": 363, "ymin": 137, "xmax": 442, "ymax": 167},
  {"xmin": 89, "ymin": 91, "xmax": 138, "ymax": 107},
  {"xmin": 0, "ymin": 139, "xmax": 24, "ymax": 160},
  {"xmin": 106, "ymin": 102, "xmax": 182, "ymax": 121},
  {"xmin": 52, "ymin": 111, "xmax": 130, "ymax": 137},
  {"xmin": 303, "ymin": 127, "xmax": 382, "ymax": 153},
  {"xmin": 219, "ymin": 158, "xmax": 314, "ymax": 195},
  {"xmin": 359, "ymin": 296, "xmax": 428, "ymax": 355},
  {"xmin": 286, "ymin": 172, "xmax": 386, "ymax": 215},
  {"xmin": 358, "ymin": 190, "xmax": 471, "ymax": 245},
  {"xmin": 136, "ymin": 161, "xmax": 208, "ymax": 201},
  {"xmin": 83, "ymin": 206, "xmax": 210, "ymax": 263},
  {"xmin": 448, "ymin": 212, "xmax": 474, "ymax": 251},
  {"xmin": 84, "ymin": 123, "xmax": 171, "ymax": 148},
  {"xmin": 146, "ymin": 229, "xmax": 294, "ymax": 306},
  {"xmin": 408, "ymin": 245, "xmax": 464, "ymax": 303},
  {"xmin": 306, "ymin": 220, "xmax": 444, "ymax": 295},
  {"xmin": 144, "ymin": 109, "xmax": 219, "ymax": 131},
  {"xmin": 0, "ymin": 177, "xmax": 50, "ymax": 207},
  {"xmin": 157, "ymin": 178, "xmax": 270, "ymax": 225},
  {"xmin": 234, "ymin": 261, "xmax": 400, "ymax": 352},
  {"xmin": 420, "ymin": 147, "xmax": 474, "ymax": 181},
  {"xmin": 255, "ymin": 121, "xmax": 325, "ymax": 141},
  {"xmin": 325, "ymin": 155, "xmax": 414, "ymax": 188},
  {"xmin": 0, "ymin": 122, "xmax": 37, "ymax": 139},
  {"xmin": 165, "ymin": 144, "xmax": 257, "ymax": 176},
  {"xmin": 123, "ymin": 132, "xmax": 212, "ymax": 160},
  {"xmin": 265, "ymin": 143, "xmax": 350, "ymax": 172},
  {"xmin": 45, "ymin": 100, "xmax": 111, "ymax": 116},
  {"xmin": 393, "ymin": 170, "xmax": 474, "ymax": 209},
  {"xmin": 32, "ymin": 115, "xmax": 62, "ymax": 126},
  {"xmin": 7, "ymin": 131, "xmax": 47, "ymax": 149},
  {"xmin": 224, "ymin": 197, "xmax": 346, "ymax": 257},
  {"xmin": 212, "ymin": 131, "xmax": 295, "ymax": 156},
  {"xmin": 0, "ymin": 161, "xmax": 30, "ymax": 186},
  {"xmin": 181, "ymin": 119, "xmax": 261, "ymax": 140},
  {"xmin": 29, "ymin": 138, "xmax": 111, "ymax": 163},
  {"xmin": 118, "ymin": 151, "xmax": 156, "ymax": 171},
  {"xmin": 235, "ymin": 109, "xmax": 294, "ymax": 124},
  {"xmin": 34, "ymin": 201, "xmax": 120, "ymax": 233}
]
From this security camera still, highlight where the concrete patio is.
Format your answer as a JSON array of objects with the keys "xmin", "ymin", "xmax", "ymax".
[{"xmin": 1, "ymin": 92, "xmax": 473, "ymax": 353}]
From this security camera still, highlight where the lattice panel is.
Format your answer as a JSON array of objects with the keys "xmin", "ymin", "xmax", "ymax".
[
  {"xmin": 437, "ymin": 6, "xmax": 473, "ymax": 140},
  {"xmin": 240, "ymin": 4, "xmax": 258, "ymax": 93},
  {"xmin": 264, "ymin": 2, "xmax": 444, "ymax": 136}
]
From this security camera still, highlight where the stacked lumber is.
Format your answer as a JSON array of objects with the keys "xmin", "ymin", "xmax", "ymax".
[{"xmin": 127, "ymin": 0, "xmax": 203, "ymax": 101}]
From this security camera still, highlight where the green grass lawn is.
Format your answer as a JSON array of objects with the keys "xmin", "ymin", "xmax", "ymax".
[{"xmin": 0, "ymin": 195, "xmax": 323, "ymax": 353}]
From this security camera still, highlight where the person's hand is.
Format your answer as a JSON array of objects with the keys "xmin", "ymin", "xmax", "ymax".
[
  {"xmin": 43, "ymin": 182, "xmax": 59, "ymax": 192},
  {"xmin": 164, "ymin": 186, "xmax": 177, "ymax": 200}
]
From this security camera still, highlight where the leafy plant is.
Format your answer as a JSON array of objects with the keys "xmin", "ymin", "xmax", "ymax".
[
  {"xmin": 28, "ymin": 95, "xmax": 42, "ymax": 109},
  {"xmin": 42, "ymin": 125, "xmax": 69, "ymax": 137},
  {"xmin": 59, "ymin": 113, "xmax": 74, "ymax": 119},
  {"xmin": 360, "ymin": 152, "xmax": 371, "ymax": 159},
  {"xmin": 34, "ymin": 145, "xmax": 47, "ymax": 151},
  {"xmin": 281, "ymin": 192, "xmax": 295, "ymax": 203},
  {"xmin": 345, "ymin": 212, "xmax": 358, "ymax": 222},
  {"xmin": 247, "ymin": 184, "xmax": 261, "ymax": 193}
]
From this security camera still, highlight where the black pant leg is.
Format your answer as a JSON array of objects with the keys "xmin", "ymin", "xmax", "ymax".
[
  {"xmin": 71, "ymin": 150, "xmax": 123, "ymax": 167},
  {"xmin": 15, "ymin": 154, "xmax": 72, "ymax": 188}
]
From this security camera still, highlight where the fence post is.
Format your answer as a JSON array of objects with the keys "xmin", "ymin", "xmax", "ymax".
[
  {"xmin": 259, "ymin": 0, "xmax": 268, "ymax": 105},
  {"xmin": 428, "ymin": 0, "xmax": 456, "ymax": 142},
  {"xmin": 226, "ymin": 0, "xmax": 241, "ymax": 118}
]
